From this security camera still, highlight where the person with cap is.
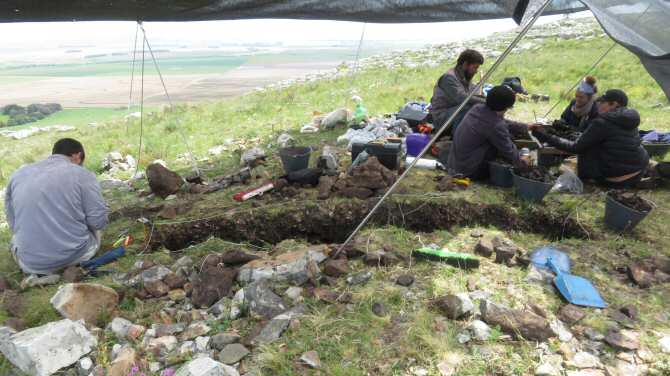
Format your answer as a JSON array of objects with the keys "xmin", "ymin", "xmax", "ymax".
[
  {"xmin": 447, "ymin": 85, "xmax": 531, "ymax": 179},
  {"xmin": 4, "ymin": 138, "xmax": 109, "ymax": 278},
  {"xmin": 429, "ymin": 49, "xmax": 486, "ymax": 135},
  {"xmin": 560, "ymin": 75, "xmax": 599, "ymax": 131},
  {"xmin": 531, "ymin": 89, "xmax": 649, "ymax": 187}
]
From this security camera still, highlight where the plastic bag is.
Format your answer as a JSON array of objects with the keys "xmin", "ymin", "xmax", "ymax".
[{"xmin": 552, "ymin": 170, "xmax": 583, "ymax": 194}]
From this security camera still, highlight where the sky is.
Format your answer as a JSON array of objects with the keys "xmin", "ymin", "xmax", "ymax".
[{"xmin": 0, "ymin": 14, "xmax": 579, "ymax": 49}]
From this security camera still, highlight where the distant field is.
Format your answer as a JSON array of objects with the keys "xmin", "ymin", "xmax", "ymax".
[{"xmin": 0, "ymin": 47, "xmax": 384, "ymax": 82}]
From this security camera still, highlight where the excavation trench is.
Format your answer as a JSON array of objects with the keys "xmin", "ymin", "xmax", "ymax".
[{"xmin": 149, "ymin": 198, "xmax": 591, "ymax": 251}]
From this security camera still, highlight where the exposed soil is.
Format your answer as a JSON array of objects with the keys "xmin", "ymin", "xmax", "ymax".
[
  {"xmin": 609, "ymin": 191, "xmax": 652, "ymax": 213},
  {"xmin": 514, "ymin": 166, "xmax": 555, "ymax": 183},
  {"xmin": 149, "ymin": 198, "xmax": 591, "ymax": 251}
]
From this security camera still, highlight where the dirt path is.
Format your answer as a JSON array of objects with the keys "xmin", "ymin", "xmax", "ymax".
[{"xmin": 0, "ymin": 61, "xmax": 339, "ymax": 107}]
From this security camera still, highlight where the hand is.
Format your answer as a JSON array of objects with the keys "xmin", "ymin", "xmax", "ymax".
[{"xmin": 527, "ymin": 123, "xmax": 542, "ymax": 131}]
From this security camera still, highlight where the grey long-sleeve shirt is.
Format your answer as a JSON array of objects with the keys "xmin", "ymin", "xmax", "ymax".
[
  {"xmin": 5, "ymin": 154, "xmax": 108, "ymax": 273},
  {"xmin": 447, "ymin": 104, "xmax": 528, "ymax": 178}
]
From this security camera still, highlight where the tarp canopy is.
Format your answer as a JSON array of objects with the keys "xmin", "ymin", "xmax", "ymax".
[
  {"xmin": 0, "ymin": 0, "xmax": 668, "ymax": 100},
  {"xmin": 0, "ymin": 1, "xmax": 581, "ymax": 23}
]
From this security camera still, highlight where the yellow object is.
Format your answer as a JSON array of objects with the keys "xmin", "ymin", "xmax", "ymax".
[{"xmin": 453, "ymin": 177, "xmax": 471, "ymax": 188}]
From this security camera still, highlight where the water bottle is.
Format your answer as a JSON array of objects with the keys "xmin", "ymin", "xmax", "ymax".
[{"xmin": 520, "ymin": 147, "xmax": 531, "ymax": 164}]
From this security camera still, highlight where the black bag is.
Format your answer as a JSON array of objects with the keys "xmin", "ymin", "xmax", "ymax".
[
  {"xmin": 502, "ymin": 77, "xmax": 528, "ymax": 95},
  {"xmin": 286, "ymin": 168, "xmax": 322, "ymax": 186}
]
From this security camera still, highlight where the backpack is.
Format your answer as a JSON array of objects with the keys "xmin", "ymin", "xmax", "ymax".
[{"xmin": 501, "ymin": 77, "xmax": 528, "ymax": 95}]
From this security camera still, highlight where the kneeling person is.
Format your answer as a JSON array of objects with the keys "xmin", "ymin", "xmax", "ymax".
[
  {"xmin": 5, "ymin": 138, "xmax": 109, "ymax": 275},
  {"xmin": 448, "ymin": 85, "xmax": 530, "ymax": 179},
  {"xmin": 532, "ymin": 89, "xmax": 649, "ymax": 188}
]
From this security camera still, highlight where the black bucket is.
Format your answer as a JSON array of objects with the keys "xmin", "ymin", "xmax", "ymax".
[
  {"xmin": 642, "ymin": 143, "xmax": 670, "ymax": 158},
  {"xmin": 512, "ymin": 173, "xmax": 554, "ymax": 203},
  {"xmin": 279, "ymin": 147, "xmax": 312, "ymax": 174},
  {"xmin": 488, "ymin": 161, "xmax": 513, "ymax": 187},
  {"xmin": 604, "ymin": 194, "xmax": 652, "ymax": 232}
]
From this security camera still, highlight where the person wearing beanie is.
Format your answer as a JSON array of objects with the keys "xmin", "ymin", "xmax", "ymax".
[
  {"xmin": 447, "ymin": 85, "xmax": 531, "ymax": 179},
  {"xmin": 429, "ymin": 49, "xmax": 486, "ymax": 135},
  {"xmin": 532, "ymin": 89, "xmax": 649, "ymax": 188},
  {"xmin": 560, "ymin": 76, "xmax": 599, "ymax": 131}
]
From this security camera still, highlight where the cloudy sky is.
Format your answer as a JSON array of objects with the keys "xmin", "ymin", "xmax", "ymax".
[{"xmin": 0, "ymin": 14, "xmax": 579, "ymax": 49}]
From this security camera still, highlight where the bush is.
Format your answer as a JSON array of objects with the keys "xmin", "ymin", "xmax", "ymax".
[{"xmin": 2, "ymin": 104, "xmax": 25, "ymax": 117}]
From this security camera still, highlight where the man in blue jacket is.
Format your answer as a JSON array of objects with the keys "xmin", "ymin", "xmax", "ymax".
[{"xmin": 5, "ymin": 138, "xmax": 108, "ymax": 276}]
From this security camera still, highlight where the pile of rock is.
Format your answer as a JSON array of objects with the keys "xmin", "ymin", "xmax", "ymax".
[
  {"xmin": 316, "ymin": 156, "xmax": 396, "ymax": 200},
  {"xmin": 101, "ymin": 151, "xmax": 137, "ymax": 174}
]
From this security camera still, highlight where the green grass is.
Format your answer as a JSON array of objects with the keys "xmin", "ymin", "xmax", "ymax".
[{"xmin": 1, "ymin": 19, "xmax": 670, "ymax": 375}]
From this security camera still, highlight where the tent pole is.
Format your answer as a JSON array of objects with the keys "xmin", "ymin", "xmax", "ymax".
[{"xmin": 334, "ymin": 0, "xmax": 554, "ymax": 257}]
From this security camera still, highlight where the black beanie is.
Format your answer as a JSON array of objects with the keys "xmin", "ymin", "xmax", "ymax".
[
  {"xmin": 486, "ymin": 85, "xmax": 516, "ymax": 112},
  {"xmin": 598, "ymin": 89, "xmax": 628, "ymax": 107}
]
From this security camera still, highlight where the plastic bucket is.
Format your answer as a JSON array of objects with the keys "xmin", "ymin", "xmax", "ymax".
[
  {"xmin": 279, "ymin": 146, "xmax": 311, "ymax": 174},
  {"xmin": 642, "ymin": 143, "xmax": 670, "ymax": 158},
  {"xmin": 604, "ymin": 194, "xmax": 652, "ymax": 232},
  {"xmin": 488, "ymin": 161, "xmax": 513, "ymax": 187},
  {"xmin": 406, "ymin": 133, "xmax": 431, "ymax": 157},
  {"xmin": 512, "ymin": 173, "xmax": 554, "ymax": 203}
]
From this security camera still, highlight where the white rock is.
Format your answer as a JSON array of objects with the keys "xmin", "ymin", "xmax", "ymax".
[
  {"xmin": 0, "ymin": 319, "xmax": 97, "ymax": 376},
  {"xmin": 535, "ymin": 362, "xmax": 560, "ymax": 376},
  {"xmin": 468, "ymin": 320, "xmax": 491, "ymax": 341},
  {"xmin": 147, "ymin": 336, "xmax": 178, "ymax": 352},
  {"xmin": 569, "ymin": 351, "xmax": 603, "ymax": 369},
  {"xmin": 660, "ymin": 336, "xmax": 670, "ymax": 353},
  {"xmin": 237, "ymin": 246, "xmax": 328, "ymax": 285},
  {"xmin": 230, "ymin": 289, "xmax": 245, "ymax": 320},
  {"xmin": 77, "ymin": 357, "xmax": 93, "ymax": 376},
  {"xmin": 175, "ymin": 357, "xmax": 239, "ymax": 376},
  {"xmin": 550, "ymin": 320, "xmax": 573, "ymax": 342},
  {"xmin": 109, "ymin": 317, "xmax": 133, "ymax": 339},
  {"xmin": 285, "ymin": 286, "xmax": 303, "ymax": 301},
  {"xmin": 195, "ymin": 336, "xmax": 211, "ymax": 353}
]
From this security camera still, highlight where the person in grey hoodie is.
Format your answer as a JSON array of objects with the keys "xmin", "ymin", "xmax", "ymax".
[
  {"xmin": 430, "ymin": 49, "xmax": 486, "ymax": 134},
  {"xmin": 532, "ymin": 89, "xmax": 649, "ymax": 188},
  {"xmin": 5, "ymin": 138, "xmax": 108, "ymax": 276},
  {"xmin": 448, "ymin": 85, "xmax": 531, "ymax": 179}
]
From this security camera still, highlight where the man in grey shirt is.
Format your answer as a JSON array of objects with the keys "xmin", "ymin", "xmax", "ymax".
[
  {"xmin": 430, "ymin": 49, "xmax": 486, "ymax": 135},
  {"xmin": 5, "ymin": 138, "xmax": 108, "ymax": 275}
]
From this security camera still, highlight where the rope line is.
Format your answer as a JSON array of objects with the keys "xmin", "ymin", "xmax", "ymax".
[
  {"xmin": 138, "ymin": 23, "xmax": 201, "ymax": 176},
  {"xmin": 126, "ymin": 22, "xmax": 140, "ymax": 134},
  {"xmin": 133, "ymin": 33, "xmax": 146, "ymax": 179}
]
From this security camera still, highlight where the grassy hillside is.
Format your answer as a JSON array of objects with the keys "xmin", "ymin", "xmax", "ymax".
[{"xmin": 0, "ymin": 19, "xmax": 669, "ymax": 375}]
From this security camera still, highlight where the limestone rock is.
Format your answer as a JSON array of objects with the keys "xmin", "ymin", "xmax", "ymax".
[
  {"xmin": 558, "ymin": 304, "xmax": 586, "ymax": 325},
  {"xmin": 175, "ymin": 357, "xmax": 239, "ymax": 376},
  {"xmin": 145, "ymin": 280, "xmax": 170, "ymax": 297},
  {"xmin": 109, "ymin": 346, "xmax": 137, "ymax": 376},
  {"xmin": 0, "ymin": 319, "xmax": 97, "ymax": 376},
  {"xmin": 604, "ymin": 330, "xmax": 640, "ymax": 351},
  {"xmin": 146, "ymin": 163, "xmax": 185, "ymax": 198},
  {"xmin": 300, "ymin": 350, "xmax": 321, "ymax": 369},
  {"xmin": 252, "ymin": 305, "xmax": 305, "ymax": 346},
  {"xmin": 50, "ymin": 283, "xmax": 119, "ymax": 324},
  {"xmin": 323, "ymin": 258, "xmax": 349, "ymax": 277},
  {"xmin": 396, "ymin": 274, "xmax": 415, "ymax": 286},
  {"xmin": 480, "ymin": 300, "xmax": 554, "ymax": 341},
  {"xmin": 243, "ymin": 281, "xmax": 287, "ymax": 320},
  {"xmin": 237, "ymin": 246, "xmax": 327, "ymax": 285},
  {"xmin": 220, "ymin": 251, "xmax": 260, "ymax": 266},
  {"xmin": 432, "ymin": 293, "xmax": 474, "ymax": 320},
  {"xmin": 218, "ymin": 343, "xmax": 249, "ymax": 365},
  {"xmin": 211, "ymin": 333, "xmax": 241, "ymax": 351},
  {"xmin": 191, "ymin": 266, "xmax": 238, "ymax": 308}
]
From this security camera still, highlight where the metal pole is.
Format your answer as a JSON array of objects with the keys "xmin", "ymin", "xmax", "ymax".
[{"xmin": 334, "ymin": 0, "xmax": 554, "ymax": 257}]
